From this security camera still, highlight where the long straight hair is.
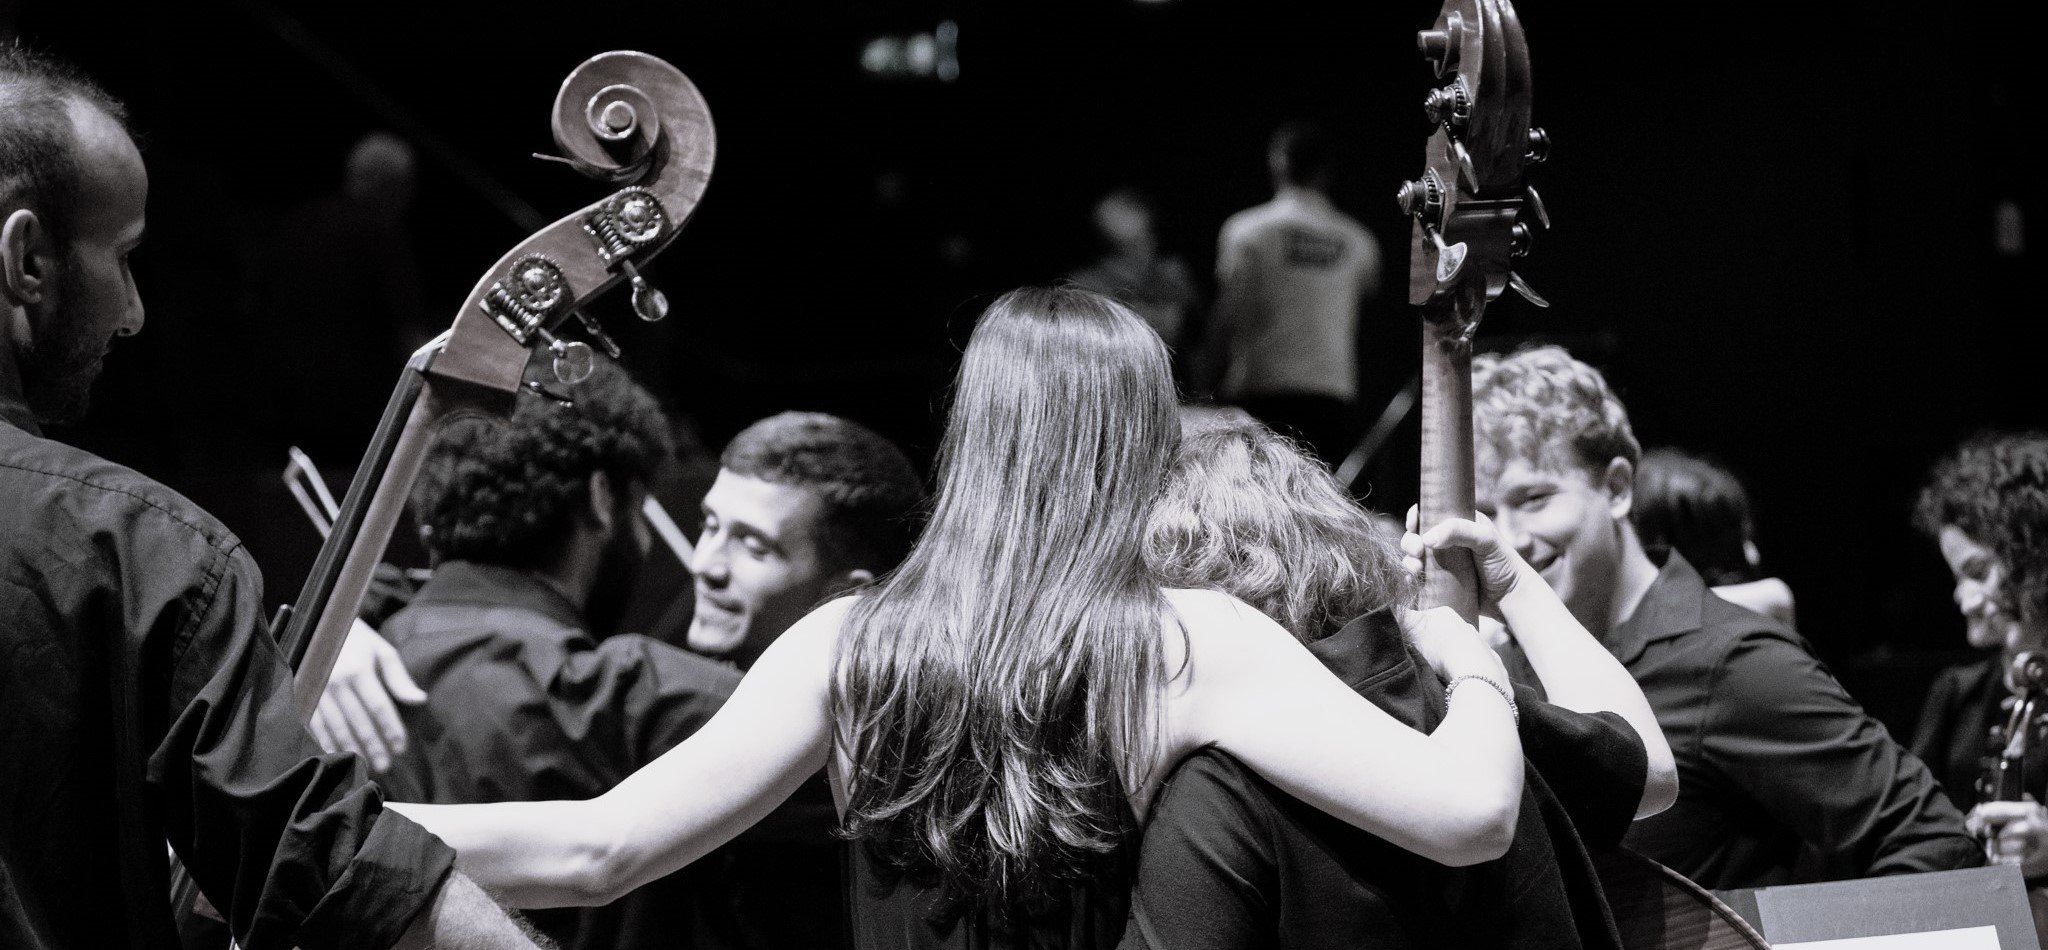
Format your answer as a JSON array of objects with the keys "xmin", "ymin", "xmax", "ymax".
[{"xmin": 833, "ymin": 286, "xmax": 1180, "ymax": 917}]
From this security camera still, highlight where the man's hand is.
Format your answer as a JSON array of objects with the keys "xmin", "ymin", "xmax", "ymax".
[
  {"xmin": 1968, "ymin": 798, "xmax": 2048, "ymax": 879},
  {"xmin": 1401, "ymin": 507, "xmax": 1529, "ymax": 612},
  {"xmin": 310, "ymin": 619, "xmax": 425, "ymax": 772},
  {"xmin": 393, "ymin": 870, "xmax": 557, "ymax": 950}
]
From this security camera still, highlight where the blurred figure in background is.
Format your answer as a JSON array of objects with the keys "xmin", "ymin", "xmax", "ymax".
[
  {"xmin": 1633, "ymin": 446, "xmax": 1796, "ymax": 627},
  {"xmin": 1198, "ymin": 120, "xmax": 1381, "ymax": 465},
  {"xmin": 1910, "ymin": 433, "xmax": 2048, "ymax": 841},
  {"xmin": 246, "ymin": 130, "xmax": 427, "ymax": 460},
  {"xmin": 1066, "ymin": 187, "xmax": 1200, "ymax": 378}
]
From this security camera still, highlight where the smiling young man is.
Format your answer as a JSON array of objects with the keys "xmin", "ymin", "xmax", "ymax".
[
  {"xmin": 1470, "ymin": 345, "xmax": 1977, "ymax": 889},
  {"xmin": 687, "ymin": 410, "xmax": 927, "ymax": 670}
]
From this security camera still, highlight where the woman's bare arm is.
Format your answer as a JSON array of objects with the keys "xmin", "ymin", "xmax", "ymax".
[
  {"xmin": 390, "ymin": 598, "xmax": 845, "ymax": 908},
  {"xmin": 1406, "ymin": 515, "xmax": 1679, "ymax": 818},
  {"xmin": 1166, "ymin": 590, "xmax": 1525, "ymax": 867}
]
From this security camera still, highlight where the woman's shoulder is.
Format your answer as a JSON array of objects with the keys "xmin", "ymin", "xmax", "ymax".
[
  {"xmin": 1159, "ymin": 587, "xmax": 1299, "ymax": 661},
  {"xmin": 759, "ymin": 594, "xmax": 865, "ymax": 666}
]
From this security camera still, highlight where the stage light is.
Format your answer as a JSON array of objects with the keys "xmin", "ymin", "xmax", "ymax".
[{"xmin": 859, "ymin": 21, "xmax": 959, "ymax": 82}]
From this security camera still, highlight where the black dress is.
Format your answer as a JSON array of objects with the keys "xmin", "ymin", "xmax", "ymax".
[{"xmin": 845, "ymin": 823, "xmax": 1133, "ymax": 948}]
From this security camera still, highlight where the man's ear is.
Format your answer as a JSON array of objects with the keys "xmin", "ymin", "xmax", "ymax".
[
  {"xmin": 2, "ymin": 209, "xmax": 51, "ymax": 335},
  {"xmin": 586, "ymin": 470, "xmax": 618, "ymax": 531},
  {"xmin": 1604, "ymin": 456, "xmax": 1636, "ymax": 522},
  {"xmin": 824, "ymin": 566, "xmax": 876, "ymax": 597}
]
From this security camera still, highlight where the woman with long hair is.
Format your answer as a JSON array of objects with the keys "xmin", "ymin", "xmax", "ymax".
[{"xmin": 389, "ymin": 287, "xmax": 1525, "ymax": 944}]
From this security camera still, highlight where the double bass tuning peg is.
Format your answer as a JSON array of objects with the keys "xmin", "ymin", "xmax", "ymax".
[
  {"xmin": 1508, "ymin": 271, "xmax": 1549, "ymax": 309},
  {"xmin": 535, "ymin": 328, "xmax": 595, "ymax": 386},
  {"xmin": 576, "ymin": 312, "xmax": 622, "ymax": 360},
  {"xmin": 1523, "ymin": 184, "xmax": 1551, "ymax": 232},
  {"xmin": 619, "ymin": 260, "xmax": 669, "ymax": 322},
  {"xmin": 1423, "ymin": 79, "xmax": 1470, "ymax": 129},
  {"xmin": 1416, "ymin": 11, "xmax": 1464, "ymax": 78}
]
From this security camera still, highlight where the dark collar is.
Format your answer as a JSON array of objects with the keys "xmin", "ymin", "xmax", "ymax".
[
  {"xmin": 1311, "ymin": 608, "xmax": 1410, "ymax": 688},
  {"xmin": 410, "ymin": 560, "xmax": 588, "ymax": 632},
  {"xmin": 1606, "ymin": 552, "xmax": 1711, "ymax": 665}
]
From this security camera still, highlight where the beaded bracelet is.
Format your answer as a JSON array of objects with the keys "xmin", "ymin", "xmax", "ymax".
[{"xmin": 1445, "ymin": 673, "xmax": 1519, "ymax": 726}]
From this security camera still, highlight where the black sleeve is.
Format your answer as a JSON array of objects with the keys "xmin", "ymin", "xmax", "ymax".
[
  {"xmin": 1701, "ymin": 632, "xmax": 1981, "ymax": 878},
  {"xmin": 559, "ymin": 633, "xmax": 740, "ymax": 777},
  {"xmin": 1121, "ymin": 750, "xmax": 1272, "ymax": 950},
  {"xmin": 1515, "ymin": 688, "xmax": 1649, "ymax": 848},
  {"xmin": 154, "ymin": 542, "xmax": 454, "ymax": 950}
]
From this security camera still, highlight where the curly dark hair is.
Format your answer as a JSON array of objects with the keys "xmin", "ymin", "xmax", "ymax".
[
  {"xmin": 720, "ymin": 411, "xmax": 926, "ymax": 574},
  {"xmin": 1914, "ymin": 431, "xmax": 2048, "ymax": 627},
  {"xmin": 411, "ymin": 357, "xmax": 674, "ymax": 570}
]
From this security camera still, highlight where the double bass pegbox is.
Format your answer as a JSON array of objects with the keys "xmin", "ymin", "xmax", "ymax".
[
  {"xmin": 479, "ymin": 254, "xmax": 595, "ymax": 384},
  {"xmin": 482, "ymin": 255, "xmax": 569, "ymax": 341}
]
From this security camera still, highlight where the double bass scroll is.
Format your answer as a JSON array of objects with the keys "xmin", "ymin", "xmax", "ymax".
[
  {"xmin": 1398, "ymin": 0, "xmax": 1549, "ymax": 624},
  {"xmin": 281, "ymin": 50, "xmax": 716, "ymax": 722}
]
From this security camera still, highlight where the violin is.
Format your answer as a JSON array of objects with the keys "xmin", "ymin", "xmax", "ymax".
[
  {"xmin": 1979, "ymin": 650, "xmax": 2048, "ymax": 935},
  {"xmin": 1397, "ymin": 5, "xmax": 1766, "ymax": 946}
]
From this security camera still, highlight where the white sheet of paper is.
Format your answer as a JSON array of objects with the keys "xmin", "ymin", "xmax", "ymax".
[{"xmin": 1774, "ymin": 926, "xmax": 2002, "ymax": 950}]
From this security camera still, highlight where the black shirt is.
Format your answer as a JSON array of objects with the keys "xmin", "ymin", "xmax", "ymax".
[
  {"xmin": 0, "ymin": 407, "xmax": 455, "ymax": 950},
  {"xmin": 1608, "ymin": 554, "xmax": 1979, "ymax": 887},
  {"xmin": 380, "ymin": 560, "xmax": 843, "ymax": 950},
  {"xmin": 1120, "ymin": 608, "xmax": 1646, "ymax": 950}
]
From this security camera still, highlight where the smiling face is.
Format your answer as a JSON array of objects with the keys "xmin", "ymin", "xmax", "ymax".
[
  {"xmin": 687, "ymin": 469, "xmax": 845, "ymax": 669},
  {"xmin": 1938, "ymin": 524, "xmax": 2022, "ymax": 652},
  {"xmin": 1480, "ymin": 456, "xmax": 1631, "ymax": 628}
]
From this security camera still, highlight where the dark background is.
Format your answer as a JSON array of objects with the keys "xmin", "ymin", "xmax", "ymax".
[{"xmin": 6, "ymin": 0, "xmax": 2039, "ymax": 731}]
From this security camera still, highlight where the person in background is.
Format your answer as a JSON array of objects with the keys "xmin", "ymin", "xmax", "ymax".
[
  {"xmin": 1123, "ymin": 423, "xmax": 1673, "ymax": 950},
  {"xmin": 1066, "ymin": 187, "xmax": 1200, "ymax": 377},
  {"xmin": 245, "ymin": 130, "xmax": 428, "ymax": 462},
  {"xmin": 320, "ymin": 406, "xmax": 929, "ymax": 949},
  {"xmin": 1909, "ymin": 432, "xmax": 2048, "ymax": 878},
  {"xmin": 362, "ymin": 356, "xmax": 738, "ymax": 950},
  {"xmin": 1198, "ymin": 121, "xmax": 1381, "ymax": 464},
  {"xmin": 1471, "ymin": 344, "xmax": 1977, "ymax": 888},
  {"xmin": 1633, "ymin": 446, "xmax": 1796, "ymax": 627}
]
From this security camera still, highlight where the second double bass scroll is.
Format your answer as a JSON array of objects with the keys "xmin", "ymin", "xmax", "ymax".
[{"xmin": 1398, "ymin": 0, "xmax": 1548, "ymax": 624}]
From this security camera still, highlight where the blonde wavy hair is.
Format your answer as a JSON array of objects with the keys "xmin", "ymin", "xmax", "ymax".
[
  {"xmin": 1144, "ymin": 422, "xmax": 1409, "ymax": 642},
  {"xmin": 1472, "ymin": 344, "xmax": 1641, "ymax": 486}
]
